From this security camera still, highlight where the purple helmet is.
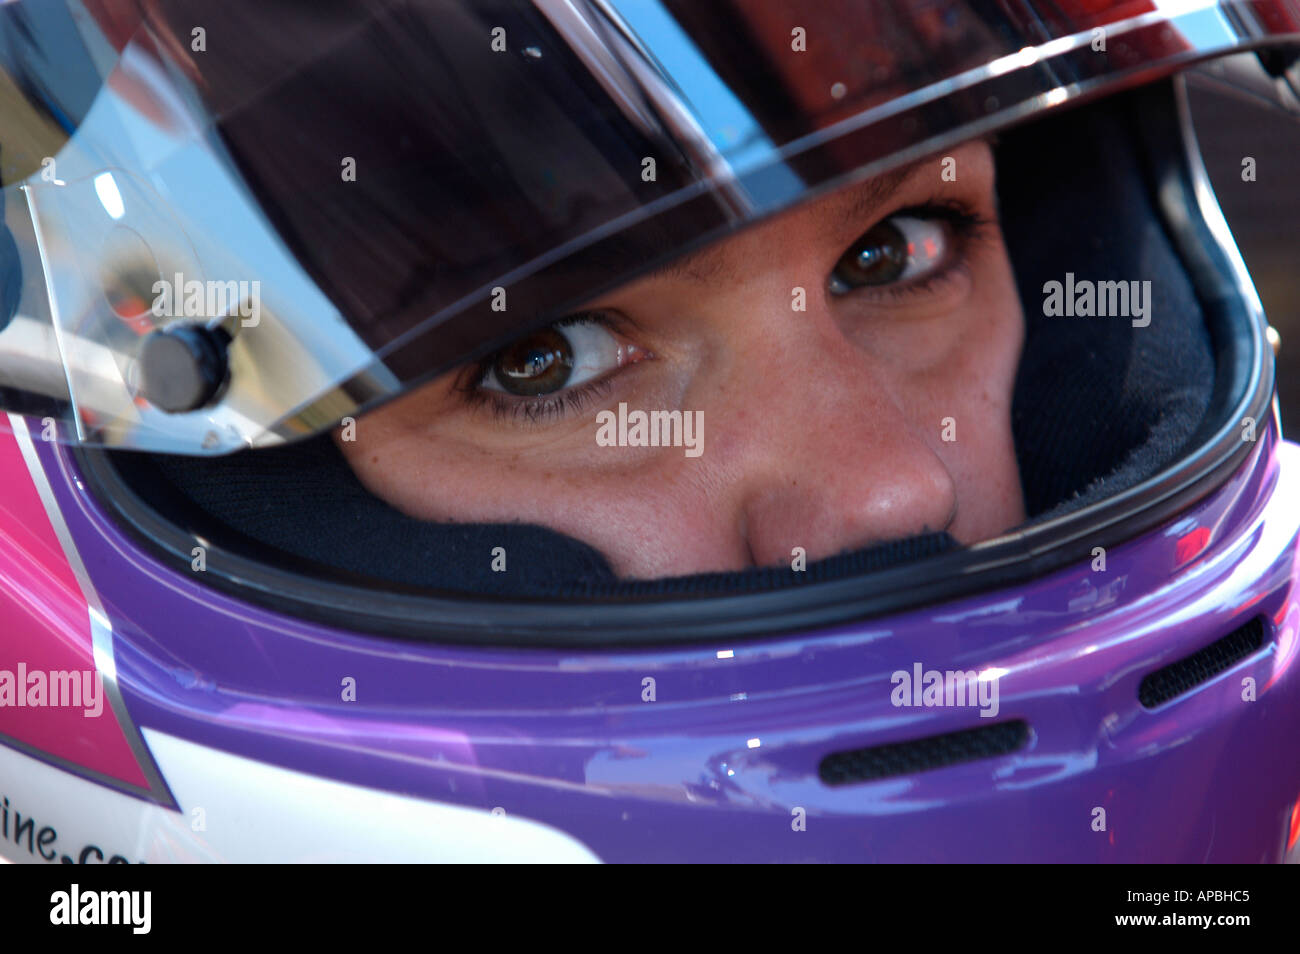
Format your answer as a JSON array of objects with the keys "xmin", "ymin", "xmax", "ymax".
[{"xmin": 1, "ymin": 0, "xmax": 1299, "ymax": 863}]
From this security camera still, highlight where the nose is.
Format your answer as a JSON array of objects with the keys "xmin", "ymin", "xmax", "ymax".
[{"xmin": 714, "ymin": 305, "xmax": 958, "ymax": 570}]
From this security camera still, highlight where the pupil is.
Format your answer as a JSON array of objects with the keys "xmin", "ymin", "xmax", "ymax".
[{"xmin": 494, "ymin": 327, "xmax": 574, "ymax": 396}]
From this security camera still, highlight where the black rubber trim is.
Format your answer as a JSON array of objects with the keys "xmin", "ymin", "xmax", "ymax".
[
  {"xmin": 70, "ymin": 77, "xmax": 1276, "ymax": 647},
  {"xmin": 819, "ymin": 720, "xmax": 1031, "ymax": 785},
  {"xmin": 1138, "ymin": 616, "xmax": 1268, "ymax": 708}
]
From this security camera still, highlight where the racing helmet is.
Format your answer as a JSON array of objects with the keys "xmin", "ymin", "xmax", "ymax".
[{"xmin": 1, "ymin": 0, "xmax": 1299, "ymax": 863}]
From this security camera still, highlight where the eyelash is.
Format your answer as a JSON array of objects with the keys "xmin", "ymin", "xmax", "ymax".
[
  {"xmin": 458, "ymin": 199, "xmax": 993, "ymax": 426},
  {"xmin": 459, "ymin": 371, "xmax": 616, "ymax": 426}
]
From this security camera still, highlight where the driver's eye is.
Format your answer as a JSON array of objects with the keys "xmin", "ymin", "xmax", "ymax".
[
  {"xmin": 480, "ymin": 315, "xmax": 623, "ymax": 397},
  {"xmin": 828, "ymin": 213, "xmax": 955, "ymax": 295}
]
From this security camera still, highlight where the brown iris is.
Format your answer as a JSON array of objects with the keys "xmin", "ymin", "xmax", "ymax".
[
  {"xmin": 831, "ymin": 219, "xmax": 908, "ymax": 289},
  {"xmin": 492, "ymin": 327, "xmax": 575, "ymax": 396}
]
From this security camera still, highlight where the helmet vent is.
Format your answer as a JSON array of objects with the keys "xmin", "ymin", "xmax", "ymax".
[
  {"xmin": 1138, "ymin": 616, "xmax": 1267, "ymax": 709},
  {"xmin": 818, "ymin": 719, "xmax": 1029, "ymax": 786}
]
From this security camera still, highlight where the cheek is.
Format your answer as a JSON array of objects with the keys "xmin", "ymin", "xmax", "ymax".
[{"xmin": 911, "ymin": 259, "xmax": 1026, "ymax": 538}]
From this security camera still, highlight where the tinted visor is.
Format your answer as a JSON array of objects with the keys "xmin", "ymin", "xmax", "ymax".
[{"xmin": 1, "ymin": 0, "xmax": 1296, "ymax": 451}]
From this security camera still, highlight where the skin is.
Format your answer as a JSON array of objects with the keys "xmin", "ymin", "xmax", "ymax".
[{"xmin": 337, "ymin": 141, "xmax": 1026, "ymax": 578}]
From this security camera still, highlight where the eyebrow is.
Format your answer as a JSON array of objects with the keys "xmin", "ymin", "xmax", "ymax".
[{"xmin": 635, "ymin": 157, "xmax": 932, "ymax": 286}]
